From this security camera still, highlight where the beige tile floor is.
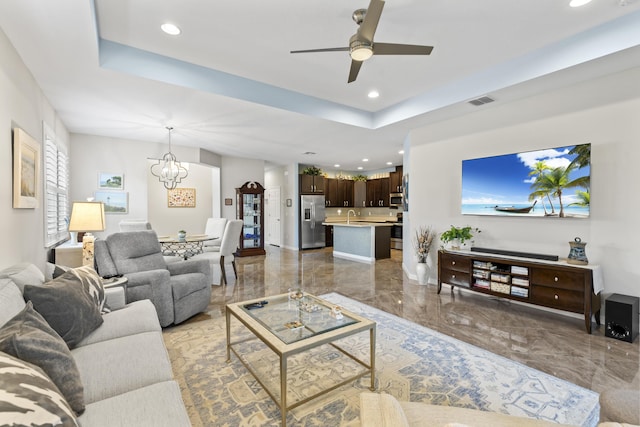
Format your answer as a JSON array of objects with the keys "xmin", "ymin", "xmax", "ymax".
[{"xmin": 166, "ymin": 246, "xmax": 639, "ymax": 409}]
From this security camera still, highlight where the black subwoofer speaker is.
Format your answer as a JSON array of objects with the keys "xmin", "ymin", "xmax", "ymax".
[{"xmin": 605, "ymin": 293, "xmax": 639, "ymax": 343}]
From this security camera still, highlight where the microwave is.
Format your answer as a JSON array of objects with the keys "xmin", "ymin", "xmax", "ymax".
[{"xmin": 390, "ymin": 193, "xmax": 403, "ymax": 207}]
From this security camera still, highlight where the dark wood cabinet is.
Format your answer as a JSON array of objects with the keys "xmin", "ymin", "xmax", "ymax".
[
  {"xmin": 325, "ymin": 225, "xmax": 334, "ymax": 247},
  {"xmin": 300, "ymin": 174, "xmax": 325, "ymax": 194},
  {"xmin": 437, "ymin": 250, "xmax": 601, "ymax": 333},
  {"xmin": 325, "ymin": 178, "xmax": 354, "ymax": 207},
  {"xmin": 389, "ymin": 167, "xmax": 403, "ymax": 193},
  {"xmin": 366, "ymin": 178, "xmax": 390, "ymax": 207},
  {"xmin": 235, "ymin": 181, "xmax": 266, "ymax": 257},
  {"xmin": 354, "ymin": 181, "xmax": 366, "ymax": 208}
]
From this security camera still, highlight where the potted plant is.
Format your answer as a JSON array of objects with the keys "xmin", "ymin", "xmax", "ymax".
[
  {"xmin": 352, "ymin": 174, "xmax": 368, "ymax": 182},
  {"xmin": 413, "ymin": 226, "xmax": 434, "ymax": 285},
  {"xmin": 177, "ymin": 230, "xmax": 187, "ymax": 242},
  {"xmin": 302, "ymin": 166, "xmax": 323, "ymax": 176},
  {"xmin": 440, "ymin": 225, "xmax": 480, "ymax": 250}
]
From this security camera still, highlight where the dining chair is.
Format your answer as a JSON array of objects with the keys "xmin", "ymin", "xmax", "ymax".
[
  {"xmin": 191, "ymin": 220, "xmax": 243, "ymax": 285},
  {"xmin": 202, "ymin": 217, "xmax": 227, "ymax": 252}
]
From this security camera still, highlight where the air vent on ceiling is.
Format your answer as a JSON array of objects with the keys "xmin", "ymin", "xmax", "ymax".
[{"xmin": 468, "ymin": 96, "xmax": 495, "ymax": 106}]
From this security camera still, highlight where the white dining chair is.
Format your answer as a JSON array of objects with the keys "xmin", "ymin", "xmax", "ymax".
[
  {"xmin": 202, "ymin": 217, "xmax": 227, "ymax": 252},
  {"xmin": 191, "ymin": 220, "xmax": 243, "ymax": 285}
]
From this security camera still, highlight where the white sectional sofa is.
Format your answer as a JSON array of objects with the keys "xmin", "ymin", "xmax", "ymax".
[{"xmin": 0, "ymin": 262, "xmax": 190, "ymax": 427}]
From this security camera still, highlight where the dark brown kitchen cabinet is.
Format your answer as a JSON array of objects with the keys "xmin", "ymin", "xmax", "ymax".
[
  {"xmin": 324, "ymin": 178, "xmax": 338, "ymax": 206},
  {"xmin": 325, "ymin": 178, "xmax": 354, "ymax": 207},
  {"xmin": 437, "ymin": 250, "xmax": 602, "ymax": 333},
  {"xmin": 300, "ymin": 175, "xmax": 324, "ymax": 194},
  {"xmin": 366, "ymin": 178, "xmax": 390, "ymax": 207},
  {"xmin": 354, "ymin": 181, "xmax": 366, "ymax": 208},
  {"xmin": 389, "ymin": 167, "xmax": 403, "ymax": 193}
]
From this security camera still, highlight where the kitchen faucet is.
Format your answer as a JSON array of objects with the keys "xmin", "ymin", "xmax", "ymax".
[{"xmin": 347, "ymin": 209, "xmax": 356, "ymax": 224}]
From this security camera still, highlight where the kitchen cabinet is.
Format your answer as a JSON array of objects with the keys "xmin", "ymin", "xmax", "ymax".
[
  {"xmin": 366, "ymin": 178, "xmax": 390, "ymax": 207},
  {"xmin": 437, "ymin": 250, "xmax": 602, "ymax": 333},
  {"xmin": 236, "ymin": 181, "xmax": 266, "ymax": 257},
  {"xmin": 300, "ymin": 174, "xmax": 324, "ymax": 194},
  {"xmin": 354, "ymin": 181, "xmax": 366, "ymax": 208},
  {"xmin": 325, "ymin": 178, "xmax": 354, "ymax": 207},
  {"xmin": 389, "ymin": 167, "xmax": 403, "ymax": 193}
]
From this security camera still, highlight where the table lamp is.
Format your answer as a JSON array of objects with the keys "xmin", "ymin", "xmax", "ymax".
[{"xmin": 68, "ymin": 201, "xmax": 106, "ymax": 266}]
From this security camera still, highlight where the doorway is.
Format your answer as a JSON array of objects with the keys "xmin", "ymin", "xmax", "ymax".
[{"xmin": 266, "ymin": 187, "xmax": 281, "ymax": 247}]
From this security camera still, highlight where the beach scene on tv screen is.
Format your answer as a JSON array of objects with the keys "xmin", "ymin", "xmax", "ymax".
[{"xmin": 462, "ymin": 144, "xmax": 590, "ymax": 218}]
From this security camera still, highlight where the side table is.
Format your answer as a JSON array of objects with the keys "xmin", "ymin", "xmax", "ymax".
[{"xmin": 102, "ymin": 276, "xmax": 128, "ymax": 292}]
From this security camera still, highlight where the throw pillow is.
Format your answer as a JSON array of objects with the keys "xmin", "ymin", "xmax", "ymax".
[
  {"xmin": 0, "ymin": 350, "xmax": 79, "ymax": 427},
  {"xmin": 23, "ymin": 269, "xmax": 104, "ymax": 349},
  {"xmin": 0, "ymin": 277, "xmax": 26, "ymax": 328},
  {"xmin": 0, "ymin": 302, "xmax": 85, "ymax": 415},
  {"xmin": 64, "ymin": 265, "xmax": 108, "ymax": 313},
  {"xmin": 0, "ymin": 262, "xmax": 44, "ymax": 292},
  {"xmin": 45, "ymin": 262, "xmax": 71, "ymax": 280}
]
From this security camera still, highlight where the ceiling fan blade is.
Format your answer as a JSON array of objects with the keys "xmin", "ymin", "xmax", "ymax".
[
  {"xmin": 373, "ymin": 43, "xmax": 434, "ymax": 55},
  {"xmin": 358, "ymin": 0, "xmax": 385, "ymax": 43},
  {"xmin": 290, "ymin": 47, "xmax": 349, "ymax": 54},
  {"xmin": 348, "ymin": 60, "xmax": 363, "ymax": 83}
]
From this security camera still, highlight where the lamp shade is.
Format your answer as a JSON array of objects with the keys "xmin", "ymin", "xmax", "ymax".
[{"xmin": 68, "ymin": 202, "xmax": 106, "ymax": 232}]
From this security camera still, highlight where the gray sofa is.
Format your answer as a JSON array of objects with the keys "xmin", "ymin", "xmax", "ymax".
[
  {"xmin": 0, "ymin": 262, "xmax": 190, "ymax": 426},
  {"xmin": 95, "ymin": 230, "xmax": 212, "ymax": 327}
]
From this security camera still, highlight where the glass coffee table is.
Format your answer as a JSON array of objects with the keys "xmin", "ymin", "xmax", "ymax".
[{"xmin": 226, "ymin": 292, "xmax": 376, "ymax": 426}]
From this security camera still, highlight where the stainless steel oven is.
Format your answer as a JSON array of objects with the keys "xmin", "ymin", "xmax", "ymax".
[
  {"xmin": 391, "ymin": 213, "xmax": 403, "ymax": 250},
  {"xmin": 390, "ymin": 193, "xmax": 403, "ymax": 207}
]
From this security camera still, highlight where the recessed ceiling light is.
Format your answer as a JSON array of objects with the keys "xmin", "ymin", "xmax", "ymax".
[
  {"xmin": 398, "ymin": 150, "xmax": 404, "ymax": 154},
  {"xmin": 334, "ymin": 164, "xmax": 340, "ymax": 168},
  {"xmin": 357, "ymin": 166, "xmax": 364, "ymax": 170},
  {"xmin": 386, "ymin": 162, "xmax": 393, "ymax": 165},
  {"xmin": 362, "ymin": 158, "xmax": 369, "ymax": 162},
  {"xmin": 569, "ymin": 0, "xmax": 592, "ymax": 7},
  {"xmin": 161, "ymin": 23, "xmax": 181, "ymax": 35},
  {"xmin": 368, "ymin": 90, "xmax": 379, "ymax": 99}
]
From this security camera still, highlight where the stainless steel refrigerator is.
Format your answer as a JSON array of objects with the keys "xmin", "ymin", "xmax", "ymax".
[{"xmin": 300, "ymin": 195, "xmax": 326, "ymax": 249}]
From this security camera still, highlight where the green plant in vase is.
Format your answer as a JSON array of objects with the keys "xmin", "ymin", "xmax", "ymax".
[
  {"xmin": 302, "ymin": 166, "xmax": 323, "ymax": 176},
  {"xmin": 440, "ymin": 225, "xmax": 480, "ymax": 250}
]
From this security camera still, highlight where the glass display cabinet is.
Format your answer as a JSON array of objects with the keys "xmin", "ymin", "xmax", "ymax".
[{"xmin": 235, "ymin": 181, "xmax": 266, "ymax": 256}]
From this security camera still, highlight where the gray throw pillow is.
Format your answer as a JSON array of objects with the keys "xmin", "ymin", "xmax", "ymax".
[
  {"xmin": 0, "ymin": 350, "xmax": 79, "ymax": 427},
  {"xmin": 24, "ymin": 269, "xmax": 104, "ymax": 349},
  {"xmin": 64, "ymin": 265, "xmax": 108, "ymax": 313},
  {"xmin": 0, "ymin": 302, "xmax": 85, "ymax": 414}
]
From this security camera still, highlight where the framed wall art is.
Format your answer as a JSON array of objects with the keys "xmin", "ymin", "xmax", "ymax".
[
  {"xmin": 13, "ymin": 127, "xmax": 40, "ymax": 209},
  {"xmin": 98, "ymin": 172, "xmax": 124, "ymax": 190},
  {"xmin": 94, "ymin": 191, "xmax": 128, "ymax": 214},
  {"xmin": 168, "ymin": 188, "xmax": 196, "ymax": 208}
]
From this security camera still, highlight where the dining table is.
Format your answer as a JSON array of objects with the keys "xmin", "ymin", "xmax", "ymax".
[{"xmin": 157, "ymin": 234, "xmax": 217, "ymax": 259}]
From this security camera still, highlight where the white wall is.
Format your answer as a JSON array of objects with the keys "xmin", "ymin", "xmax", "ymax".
[
  {"xmin": 70, "ymin": 134, "xmax": 215, "ymax": 237},
  {"xmin": 407, "ymin": 68, "xmax": 640, "ymax": 299},
  {"xmin": 220, "ymin": 156, "xmax": 265, "ymax": 220},
  {"xmin": 0, "ymin": 27, "xmax": 69, "ymax": 270}
]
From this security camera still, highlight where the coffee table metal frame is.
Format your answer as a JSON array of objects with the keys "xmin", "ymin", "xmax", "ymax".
[{"xmin": 226, "ymin": 293, "xmax": 376, "ymax": 426}]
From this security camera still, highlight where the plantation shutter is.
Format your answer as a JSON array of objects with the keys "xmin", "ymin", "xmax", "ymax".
[{"xmin": 44, "ymin": 125, "xmax": 69, "ymax": 247}]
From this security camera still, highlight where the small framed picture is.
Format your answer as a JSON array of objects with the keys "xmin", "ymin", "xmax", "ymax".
[
  {"xmin": 12, "ymin": 128, "xmax": 40, "ymax": 209},
  {"xmin": 94, "ymin": 191, "xmax": 128, "ymax": 214},
  {"xmin": 168, "ymin": 188, "xmax": 196, "ymax": 208},
  {"xmin": 98, "ymin": 172, "xmax": 124, "ymax": 190}
]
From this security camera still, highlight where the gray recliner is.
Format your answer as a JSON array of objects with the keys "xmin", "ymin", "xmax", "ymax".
[{"xmin": 94, "ymin": 230, "xmax": 212, "ymax": 327}]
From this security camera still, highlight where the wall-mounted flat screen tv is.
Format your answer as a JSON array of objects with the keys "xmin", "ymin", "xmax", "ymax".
[{"xmin": 461, "ymin": 143, "xmax": 590, "ymax": 218}]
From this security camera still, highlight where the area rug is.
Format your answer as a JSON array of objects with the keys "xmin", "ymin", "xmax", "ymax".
[{"xmin": 168, "ymin": 293, "xmax": 599, "ymax": 426}]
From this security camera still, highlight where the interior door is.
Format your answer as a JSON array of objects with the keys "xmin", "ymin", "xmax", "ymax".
[{"xmin": 266, "ymin": 187, "xmax": 281, "ymax": 247}]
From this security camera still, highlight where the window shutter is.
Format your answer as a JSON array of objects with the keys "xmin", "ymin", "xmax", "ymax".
[{"xmin": 44, "ymin": 126, "xmax": 69, "ymax": 247}]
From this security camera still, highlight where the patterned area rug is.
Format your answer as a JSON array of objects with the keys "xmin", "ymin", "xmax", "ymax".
[{"xmin": 171, "ymin": 293, "xmax": 599, "ymax": 426}]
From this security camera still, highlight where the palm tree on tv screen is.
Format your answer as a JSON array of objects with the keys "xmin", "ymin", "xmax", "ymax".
[
  {"xmin": 527, "ymin": 161, "xmax": 555, "ymax": 215},
  {"xmin": 530, "ymin": 164, "xmax": 589, "ymax": 217}
]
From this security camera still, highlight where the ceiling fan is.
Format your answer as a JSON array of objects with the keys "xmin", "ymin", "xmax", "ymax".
[{"xmin": 290, "ymin": 0, "xmax": 434, "ymax": 83}]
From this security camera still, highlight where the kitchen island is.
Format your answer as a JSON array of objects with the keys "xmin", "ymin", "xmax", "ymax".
[{"xmin": 325, "ymin": 222, "xmax": 393, "ymax": 263}]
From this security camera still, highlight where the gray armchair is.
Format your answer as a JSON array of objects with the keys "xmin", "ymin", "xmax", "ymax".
[{"xmin": 95, "ymin": 230, "xmax": 211, "ymax": 326}]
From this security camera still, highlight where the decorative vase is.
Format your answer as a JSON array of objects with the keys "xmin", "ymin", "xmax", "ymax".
[
  {"xmin": 567, "ymin": 237, "xmax": 588, "ymax": 265},
  {"xmin": 449, "ymin": 239, "xmax": 461, "ymax": 251},
  {"xmin": 416, "ymin": 262, "xmax": 429, "ymax": 285},
  {"xmin": 177, "ymin": 231, "xmax": 187, "ymax": 242}
]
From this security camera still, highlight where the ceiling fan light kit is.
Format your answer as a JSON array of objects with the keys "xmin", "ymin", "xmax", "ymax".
[{"xmin": 290, "ymin": 0, "xmax": 433, "ymax": 83}]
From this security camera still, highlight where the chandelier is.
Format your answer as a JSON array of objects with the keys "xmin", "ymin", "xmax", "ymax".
[{"xmin": 150, "ymin": 126, "xmax": 188, "ymax": 190}]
